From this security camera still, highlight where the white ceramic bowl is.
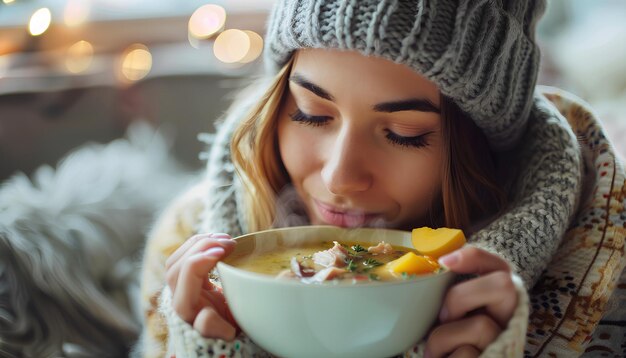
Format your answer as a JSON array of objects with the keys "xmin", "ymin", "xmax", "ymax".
[{"xmin": 216, "ymin": 226, "xmax": 454, "ymax": 358}]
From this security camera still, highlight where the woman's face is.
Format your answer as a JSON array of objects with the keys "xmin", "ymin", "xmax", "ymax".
[{"xmin": 277, "ymin": 49, "xmax": 443, "ymax": 230}]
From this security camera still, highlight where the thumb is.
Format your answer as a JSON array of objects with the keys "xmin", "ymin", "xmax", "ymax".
[{"xmin": 438, "ymin": 246, "xmax": 511, "ymax": 275}]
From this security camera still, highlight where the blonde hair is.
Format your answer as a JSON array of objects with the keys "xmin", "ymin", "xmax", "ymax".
[
  {"xmin": 231, "ymin": 58, "xmax": 294, "ymax": 232},
  {"xmin": 231, "ymin": 59, "xmax": 505, "ymax": 233}
]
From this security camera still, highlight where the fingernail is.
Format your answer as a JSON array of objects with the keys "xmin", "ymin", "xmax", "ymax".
[
  {"xmin": 439, "ymin": 307, "xmax": 448, "ymax": 321},
  {"xmin": 210, "ymin": 233, "xmax": 231, "ymax": 239},
  {"xmin": 216, "ymin": 238, "xmax": 236, "ymax": 245},
  {"xmin": 439, "ymin": 252, "xmax": 459, "ymax": 267},
  {"xmin": 204, "ymin": 247, "xmax": 225, "ymax": 257}
]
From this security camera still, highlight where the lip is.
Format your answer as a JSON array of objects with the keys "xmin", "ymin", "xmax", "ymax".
[{"xmin": 312, "ymin": 199, "xmax": 382, "ymax": 228}]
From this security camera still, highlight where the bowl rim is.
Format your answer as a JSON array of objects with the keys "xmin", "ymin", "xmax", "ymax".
[{"xmin": 216, "ymin": 225, "xmax": 454, "ymax": 288}]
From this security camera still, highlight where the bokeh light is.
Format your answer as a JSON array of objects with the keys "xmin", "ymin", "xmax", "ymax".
[
  {"xmin": 188, "ymin": 4, "xmax": 226, "ymax": 39},
  {"xmin": 66, "ymin": 40, "xmax": 94, "ymax": 74},
  {"xmin": 213, "ymin": 29, "xmax": 264, "ymax": 64},
  {"xmin": 213, "ymin": 29, "xmax": 249, "ymax": 64},
  {"xmin": 3, "ymin": 0, "xmax": 16, "ymax": 5},
  {"xmin": 118, "ymin": 44, "xmax": 152, "ymax": 82},
  {"xmin": 29, "ymin": 8, "xmax": 52, "ymax": 36},
  {"xmin": 64, "ymin": 0, "xmax": 90, "ymax": 27},
  {"xmin": 239, "ymin": 31, "xmax": 263, "ymax": 63}
]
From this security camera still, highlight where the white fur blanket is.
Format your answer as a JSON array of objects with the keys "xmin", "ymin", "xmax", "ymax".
[{"xmin": 0, "ymin": 122, "xmax": 196, "ymax": 357}]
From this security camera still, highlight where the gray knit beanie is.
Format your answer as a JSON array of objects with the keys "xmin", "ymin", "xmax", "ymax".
[{"xmin": 264, "ymin": 0, "xmax": 546, "ymax": 150}]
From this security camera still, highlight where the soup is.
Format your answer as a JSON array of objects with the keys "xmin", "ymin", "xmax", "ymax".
[{"xmin": 227, "ymin": 240, "xmax": 441, "ymax": 283}]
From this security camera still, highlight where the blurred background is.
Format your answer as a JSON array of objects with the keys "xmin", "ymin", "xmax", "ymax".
[{"xmin": 0, "ymin": 0, "xmax": 625, "ymax": 182}]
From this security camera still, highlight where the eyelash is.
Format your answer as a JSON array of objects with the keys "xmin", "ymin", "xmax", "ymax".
[
  {"xmin": 289, "ymin": 108, "xmax": 330, "ymax": 127},
  {"xmin": 384, "ymin": 130, "xmax": 429, "ymax": 148},
  {"xmin": 289, "ymin": 108, "xmax": 430, "ymax": 149}
]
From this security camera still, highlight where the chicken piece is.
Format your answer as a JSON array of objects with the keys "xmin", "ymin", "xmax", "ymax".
[
  {"xmin": 367, "ymin": 241, "xmax": 394, "ymax": 255},
  {"xmin": 303, "ymin": 267, "xmax": 348, "ymax": 283},
  {"xmin": 290, "ymin": 257, "xmax": 316, "ymax": 278},
  {"xmin": 313, "ymin": 241, "xmax": 349, "ymax": 268}
]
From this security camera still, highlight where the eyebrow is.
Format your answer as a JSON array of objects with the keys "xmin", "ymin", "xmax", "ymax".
[
  {"xmin": 289, "ymin": 74, "xmax": 440, "ymax": 114},
  {"xmin": 373, "ymin": 99, "xmax": 440, "ymax": 114},
  {"xmin": 289, "ymin": 74, "xmax": 334, "ymax": 101}
]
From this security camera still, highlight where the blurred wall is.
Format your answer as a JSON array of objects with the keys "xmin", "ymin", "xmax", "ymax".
[
  {"xmin": 0, "ymin": 74, "xmax": 251, "ymax": 181},
  {"xmin": 536, "ymin": 0, "xmax": 626, "ymax": 157}
]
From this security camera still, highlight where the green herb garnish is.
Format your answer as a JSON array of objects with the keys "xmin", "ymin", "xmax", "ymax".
[
  {"xmin": 346, "ymin": 259, "xmax": 357, "ymax": 272},
  {"xmin": 363, "ymin": 258, "xmax": 383, "ymax": 267},
  {"xmin": 351, "ymin": 244, "xmax": 367, "ymax": 253},
  {"xmin": 368, "ymin": 273, "xmax": 380, "ymax": 281}
]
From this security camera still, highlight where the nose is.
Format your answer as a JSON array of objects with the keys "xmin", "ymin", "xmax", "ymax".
[{"xmin": 321, "ymin": 127, "xmax": 373, "ymax": 195}]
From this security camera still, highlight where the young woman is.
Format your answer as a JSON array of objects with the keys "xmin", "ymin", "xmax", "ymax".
[{"xmin": 136, "ymin": 1, "xmax": 625, "ymax": 357}]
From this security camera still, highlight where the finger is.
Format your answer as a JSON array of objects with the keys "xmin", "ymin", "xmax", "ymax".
[
  {"xmin": 166, "ymin": 236, "xmax": 235, "ymax": 290},
  {"xmin": 193, "ymin": 306, "xmax": 237, "ymax": 341},
  {"xmin": 440, "ymin": 271, "xmax": 517, "ymax": 327},
  {"xmin": 426, "ymin": 315, "xmax": 501, "ymax": 358},
  {"xmin": 448, "ymin": 345, "xmax": 480, "ymax": 358},
  {"xmin": 199, "ymin": 289, "xmax": 239, "ymax": 329},
  {"xmin": 200, "ymin": 288, "xmax": 230, "ymax": 317},
  {"xmin": 438, "ymin": 246, "xmax": 511, "ymax": 275},
  {"xmin": 166, "ymin": 233, "xmax": 232, "ymax": 269},
  {"xmin": 172, "ymin": 248, "xmax": 225, "ymax": 323}
]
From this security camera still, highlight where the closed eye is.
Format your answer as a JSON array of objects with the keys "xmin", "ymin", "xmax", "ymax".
[
  {"xmin": 290, "ymin": 108, "xmax": 432, "ymax": 149},
  {"xmin": 384, "ymin": 130, "xmax": 432, "ymax": 149},
  {"xmin": 289, "ymin": 108, "xmax": 332, "ymax": 127}
]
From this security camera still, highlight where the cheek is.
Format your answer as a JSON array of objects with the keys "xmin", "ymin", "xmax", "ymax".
[
  {"xmin": 385, "ymin": 150, "xmax": 443, "ymax": 215},
  {"xmin": 277, "ymin": 119, "xmax": 319, "ymax": 183}
]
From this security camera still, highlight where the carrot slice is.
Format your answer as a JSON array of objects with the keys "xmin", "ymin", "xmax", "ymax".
[
  {"xmin": 385, "ymin": 252, "xmax": 439, "ymax": 275},
  {"xmin": 411, "ymin": 227, "xmax": 466, "ymax": 259}
]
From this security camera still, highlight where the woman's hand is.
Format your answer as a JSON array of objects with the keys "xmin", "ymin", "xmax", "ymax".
[
  {"xmin": 165, "ymin": 233, "xmax": 238, "ymax": 340},
  {"xmin": 424, "ymin": 247, "xmax": 518, "ymax": 358}
]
